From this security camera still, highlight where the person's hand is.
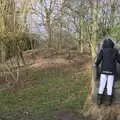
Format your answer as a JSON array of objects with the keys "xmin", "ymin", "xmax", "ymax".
[{"xmin": 92, "ymin": 64, "xmax": 96, "ymax": 68}]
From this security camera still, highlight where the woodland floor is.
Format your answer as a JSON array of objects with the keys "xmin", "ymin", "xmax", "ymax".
[{"xmin": 0, "ymin": 49, "xmax": 91, "ymax": 120}]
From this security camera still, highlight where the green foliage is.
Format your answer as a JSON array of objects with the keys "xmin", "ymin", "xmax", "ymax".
[
  {"xmin": 111, "ymin": 26, "xmax": 120, "ymax": 41},
  {"xmin": 40, "ymin": 0, "xmax": 43, "ymax": 3}
]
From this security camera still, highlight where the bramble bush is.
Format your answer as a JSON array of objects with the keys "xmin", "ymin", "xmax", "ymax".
[{"xmin": 0, "ymin": 32, "xmax": 38, "ymax": 61}]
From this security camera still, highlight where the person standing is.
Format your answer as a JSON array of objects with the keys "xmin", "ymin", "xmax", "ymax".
[{"xmin": 94, "ymin": 38, "xmax": 120, "ymax": 106}]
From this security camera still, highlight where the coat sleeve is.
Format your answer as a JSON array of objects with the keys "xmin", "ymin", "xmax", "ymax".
[
  {"xmin": 117, "ymin": 50, "xmax": 120, "ymax": 63},
  {"xmin": 95, "ymin": 49, "xmax": 103, "ymax": 67}
]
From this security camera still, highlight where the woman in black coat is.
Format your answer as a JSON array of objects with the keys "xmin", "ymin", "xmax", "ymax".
[{"xmin": 95, "ymin": 39, "xmax": 120, "ymax": 105}]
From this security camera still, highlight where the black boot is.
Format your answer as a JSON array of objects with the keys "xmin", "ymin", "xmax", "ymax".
[
  {"xmin": 106, "ymin": 95, "xmax": 112, "ymax": 106},
  {"xmin": 97, "ymin": 94, "xmax": 103, "ymax": 106}
]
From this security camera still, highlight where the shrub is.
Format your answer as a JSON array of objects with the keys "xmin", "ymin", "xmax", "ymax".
[{"xmin": 0, "ymin": 32, "xmax": 38, "ymax": 61}]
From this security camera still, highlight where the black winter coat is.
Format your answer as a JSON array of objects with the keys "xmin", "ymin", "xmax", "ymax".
[{"xmin": 95, "ymin": 39, "xmax": 120, "ymax": 75}]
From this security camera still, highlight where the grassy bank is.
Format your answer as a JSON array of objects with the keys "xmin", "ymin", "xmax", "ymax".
[{"xmin": 0, "ymin": 55, "xmax": 91, "ymax": 120}]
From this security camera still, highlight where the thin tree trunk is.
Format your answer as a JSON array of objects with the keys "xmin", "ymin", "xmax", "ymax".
[
  {"xmin": 48, "ymin": 23, "xmax": 52, "ymax": 48},
  {"xmin": 1, "ymin": 42, "xmax": 6, "ymax": 63}
]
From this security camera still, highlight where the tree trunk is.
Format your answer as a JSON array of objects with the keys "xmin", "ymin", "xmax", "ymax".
[
  {"xmin": 58, "ymin": 23, "xmax": 62, "ymax": 51},
  {"xmin": 1, "ymin": 42, "xmax": 6, "ymax": 63},
  {"xmin": 48, "ymin": 24, "xmax": 52, "ymax": 48}
]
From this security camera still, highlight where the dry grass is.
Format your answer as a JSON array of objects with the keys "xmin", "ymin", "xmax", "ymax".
[{"xmin": 0, "ymin": 50, "xmax": 91, "ymax": 120}]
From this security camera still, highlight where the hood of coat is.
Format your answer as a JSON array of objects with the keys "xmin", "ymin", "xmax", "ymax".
[{"xmin": 102, "ymin": 39, "xmax": 114, "ymax": 49}]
